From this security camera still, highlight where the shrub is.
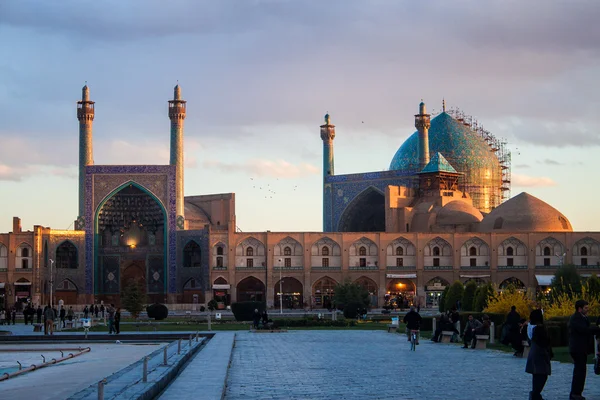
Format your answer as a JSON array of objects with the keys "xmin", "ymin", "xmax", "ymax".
[
  {"xmin": 334, "ymin": 280, "xmax": 370, "ymax": 310},
  {"xmin": 146, "ymin": 303, "xmax": 169, "ymax": 320},
  {"xmin": 484, "ymin": 288, "xmax": 535, "ymax": 318},
  {"xmin": 473, "ymin": 282, "xmax": 494, "ymax": 312},
  {"xmin": 231, "ymin": 301, "xmax": 265, "ymax": 321},
  {"xmin": 439, "ymin": 287, "xmax": 449, "ymax": 312},
  {"xmin": 200, "ymin": 306, "xmax": 206, "ymax": 312},
  {"xmin": 207, "ymin": 299, "xmax": 218, "ymax": 312},
  {"xmin": 462, "ymin": 281, "xmax": 478, "ymax": 311},
  {"xmin": 343, "ymin": 301, "xmax": 364, "ymax": 319},
  {"xmin": 551, "ymin": 265, "xmax": 582, "ymax": 296},
  {"xmin": 121, "ymin": 280, "xmax": 145, "ymax": 318},
  {"xmin": 544, "ymin": 283, "xmax": 600, "ymax": 318},
  {"xmin": 444, "ymin": 281, "xmax": 464, "ymax": 311}
]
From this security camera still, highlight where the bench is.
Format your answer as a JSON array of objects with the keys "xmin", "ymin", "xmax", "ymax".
[
  {"xmin": 441, "ymin": 331, "xmax": 455, "ymax": 343},
  {"xmin": 33, "ymin": 323, "xmax": 43, "ymax": 332},
  {"xmin": 522, "ymin": 340, "xmax": 530, "ymax": 358},
  {"xmin": 387, "ymin": 324, "xmax": 398, "ymax": 333},
  {"xmin": 475, "ymin": 335, "xmax": 490, "ymax": 349}
]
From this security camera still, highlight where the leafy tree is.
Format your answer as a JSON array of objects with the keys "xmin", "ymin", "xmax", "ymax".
[
  {"xmin": 586, "ymin": 274, "xmax": 600, "ymax": 297},
  {"xmin": 444, "ymin": 281, "xmax": 465, "ymax": 311},
  {"xmin": 207, "ymin": 299, "xmax": 218, "ymax": 312},
  {"xmin": 439, "ymin": 287, "xmax": 449, "ymax": 312},
  {"xmin": 473, "ymin": 282, "xmax": 495, "ymax": 312},
  {"xmin": 550, "ymin": 264, "xmax": 582, "ymax": 296},
  {"xmin": 461, "ymin": 281, "xmax": 478, "ymax": 311},
  {"xmin": 333, "ymin": 280, "xmax": 370, "ymax": 310},
  {"xmin": 121, "ymin": 280, "xmax": 145, "ymax": 318}
]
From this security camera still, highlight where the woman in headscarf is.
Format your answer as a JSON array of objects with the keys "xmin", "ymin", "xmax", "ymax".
[{"xmin": 525, "ymin": 309, "xmax": 553, "ymax": 400}]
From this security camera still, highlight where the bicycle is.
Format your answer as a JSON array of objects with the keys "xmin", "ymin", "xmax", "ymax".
[{"xmin": 410, "ymin": 329, "xmax": 419, "ymax": 351}]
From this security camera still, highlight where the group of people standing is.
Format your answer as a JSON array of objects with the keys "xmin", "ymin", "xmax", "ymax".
[{"xmin": 519, "ymin": 300, "xmax": 599, "ymax": 400}]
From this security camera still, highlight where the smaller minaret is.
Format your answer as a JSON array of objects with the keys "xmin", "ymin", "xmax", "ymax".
[
  {"xmin": 169, "ymin": 84, "xmax": 187, "ymax": 223},
  {"xmin": 320, "ymin": 113, "xmax": 335, "ymax": 177},
  {"xmin": 320, "ymin": 113, "xmax": 335, "ymax": 231},
  {"xmin": 77, "ymin": 84, "xmax": 95, "ymax": 220},
  {"xmin": 415, "ymin": 100, "xmax": 431, "ymax": 171}
]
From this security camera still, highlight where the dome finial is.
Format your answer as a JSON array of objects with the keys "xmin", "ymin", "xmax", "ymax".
[
  {"xmin": 324, "ymin": 112, "xmax": 331, "ymax": 125},
  {"xmin": 419, "ymin": 100, "xmax": 426, "ymax": 115},
  {"xmin": 442, "ymin": 98, "xmax": 446, "ymax": 113},
  {"xmin": 174, "ymin": 83, "xmax": 181, "ymax": 100}
]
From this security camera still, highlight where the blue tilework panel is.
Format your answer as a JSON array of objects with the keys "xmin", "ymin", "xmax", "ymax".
[
  {"xmin": 177, "ymin": 229, "xmax": 210, "ymax": 292},
  {"xmin": 324, "ymin": 173, "xmax": 414, "ymax": 232},
  {"xmin": 84, "ymin": 165, "xmax": 177, "ymax": 295}
]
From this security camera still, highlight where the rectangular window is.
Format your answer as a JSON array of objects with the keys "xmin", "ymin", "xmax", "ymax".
[
  {"xmin": 396, "ymin": 257, "xmax": 403, "ymax": 267},
  {"xmin": 359, "ymin": 258, "xmax": 366, "ymax": 267},
  {"xmin": 543, "ymin": 258, "xmax": 550, "ymax": 266},
  {"xmin": 284, "ymin": 258, "xmax": 291, "ymax": 268},
  {"xmin": 581, "ymin": 258, "xmax": 588, "ymax": 266},
  {"xmin": 433, "ymin": 258, "xmax": 440, "ymax": 267},
  {"xmin": 470, "ymin": 258, "xmax": 477, "ymax": 267},
  {"xmin": 322, "ymin": 258, "xmax": 329, "ymax": 267},
  {"xmin": 22, "ymin": 259, "xmax": 29, "ymax": 269},
  {"xmin": 507, "ymin": 258, "xmax": 514, "ymax": 267},
  {"xmin": 246, "ymin": 258, "xmax": 253, "ymax": 268},
  {"xmin": 216, "ymin": 257, "xmax": 223, "ymax": 267}
]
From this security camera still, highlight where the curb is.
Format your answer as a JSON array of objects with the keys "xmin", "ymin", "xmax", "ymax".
[{"xmin": 221, "ymin": 333, "xmax": 237, "ymax": 400}]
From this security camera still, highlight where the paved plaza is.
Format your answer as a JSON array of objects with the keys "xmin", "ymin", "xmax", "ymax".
[{"xmin": 224, "ymin": 331, "xmax": 600, "ymax": 400}]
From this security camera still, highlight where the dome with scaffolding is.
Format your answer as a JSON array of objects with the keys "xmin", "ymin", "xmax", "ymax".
[{"xmin": 389, "ymin": 111, "xmax": 509, "ymax": 213}]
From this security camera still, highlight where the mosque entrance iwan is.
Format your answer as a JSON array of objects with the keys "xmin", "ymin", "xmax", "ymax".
[
  {"xmin": 338, "ymin": 187, "xmax": 385, "ymax": 232},
  {"xmin": 95, "ymin": 183, "xmax": 167, "ymax": 305}
]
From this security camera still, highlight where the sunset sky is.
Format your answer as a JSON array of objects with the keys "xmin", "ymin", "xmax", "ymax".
[{"xmin": 1, "ymin": 1, "xmax": 599, "ymax": 233}]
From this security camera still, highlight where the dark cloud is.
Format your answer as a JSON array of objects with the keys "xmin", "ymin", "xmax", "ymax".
[
  {"xmin": 539, "ymin": 159, "xmax": 562, "ymax": 166},
  {"xmin": 0, "ymin": 0, "xmax": 599, "ymax": 157}
]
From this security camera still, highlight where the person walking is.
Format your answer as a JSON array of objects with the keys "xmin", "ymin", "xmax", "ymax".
[
  {"xmin": 569, "ymin": 300, "xmax": 600, "ymax": 399},
  {"xmin": 36, "ymin": 305, "xmax": 42, "ymax": 324},
  {"xmin": 67, "ymin": 306, "xmax": 74, "ymax": 323},
  {"xmin": 83, "ymin": 305, "xmax": 89, "ymax": 319},
  {"xmin": 107, "ymin": 304, "xmax": 115, "ymax": 334},
  {"xmin": 100, "ymin": 304, "xmax": 105, "ymax": 319},
  {"xmin": 525, "ymin": 309, "xmax": 552, "ymax": 400},
  {"xmin": 59, "ymin": 306, "xmax": 66, "ymax": 328},
  {"xmin": 114, "ymin": 308, "xmax": 121, "ymax": 334},
  {"xmin": 44, "ymin": 305, "xmax": 56, "ymax": 336},
  {"xmin": 11, "ymin": 307, "xmax": 16, "ymax": 325},
  {"xmin": 94, "ymin": 304, "xmax": 99, "ymax": 318}
]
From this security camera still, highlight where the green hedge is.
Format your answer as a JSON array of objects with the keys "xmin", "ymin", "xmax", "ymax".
[
  {"xmin": 274, "ymin": 317, "xmax": 357, "ymax": 328},
  {"xmin": 231, "ymin": 301, "xmax": 265, "ymax": 321}
]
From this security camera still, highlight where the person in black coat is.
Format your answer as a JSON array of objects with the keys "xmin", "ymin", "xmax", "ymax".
[
  {"xmin": 403, "ymin": 306, "xmax": 422, "ymax": 344},
  {"xmin": 568, "ymin": 300, "xmax": 600, "ymax": 400},
  {"xmin": 525, "ymin": 309, "xmax": 552, "ymax": 400}
]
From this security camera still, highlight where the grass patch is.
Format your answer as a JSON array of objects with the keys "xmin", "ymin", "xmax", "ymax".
[{"xmin": 487, "ymin": 342, "xmax": 596, "ymax": 364}]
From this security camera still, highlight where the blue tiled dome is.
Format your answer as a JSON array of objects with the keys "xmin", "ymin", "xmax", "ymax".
[{"xmin": 389, "ymin": 112, "xmax": 502, "ymax": 212}]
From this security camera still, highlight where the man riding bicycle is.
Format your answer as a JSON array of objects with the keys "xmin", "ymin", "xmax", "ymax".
[{"xmin": 403, "ymin": 306, "xmax": 422, "ymax": 345}]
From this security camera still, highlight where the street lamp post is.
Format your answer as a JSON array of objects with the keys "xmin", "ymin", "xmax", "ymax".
[
  {"xmin": 48, "ymin": 259, "xmax": 54, "ymax": 307},
  {"xmin": 278, "ymin": 259, "xmax": 283, "ymax": 315}
]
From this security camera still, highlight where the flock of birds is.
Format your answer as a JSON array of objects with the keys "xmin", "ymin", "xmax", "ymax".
[{"xmin": 249, "ymin": 177, "xmax": 299, "ymax": 199}]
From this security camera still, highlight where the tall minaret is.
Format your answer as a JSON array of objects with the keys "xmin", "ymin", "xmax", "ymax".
[
  {"xmin": 77, "ymin": 84, "xmax": 95, "ymax": 219},
  {"xmin": 320, "ymin": 113, "xmax": 335, "ymax": 231},
  {"xmin": 415, "ymin": 100, "xmax": 431, "ymax": 171},
  {"xmin": 168, "ymin": 84, "xmax": 186, "ymax": 223}
]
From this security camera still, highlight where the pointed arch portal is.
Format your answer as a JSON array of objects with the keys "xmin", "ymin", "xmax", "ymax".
[
  {"xmin": 94, "ymin": 181, "xmax": 168, "ymax": 304},
  {"xmin": 338, "ymin": 187, "xmax": 385, "ymax": 232}
]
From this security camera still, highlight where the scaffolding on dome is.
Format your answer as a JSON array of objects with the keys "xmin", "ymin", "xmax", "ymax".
[{"xmin": 445, "ymin": 108, "xmax": 512, "ymax": 206}]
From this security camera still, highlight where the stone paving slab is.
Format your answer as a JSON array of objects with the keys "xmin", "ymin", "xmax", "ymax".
[
  {"xmin": 159, "ymin": 332, "xmax": 235, "ymax": 400},
  {"xmin": 224, "ymin": 331, "xmax": 600, "ymax": 400}
]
